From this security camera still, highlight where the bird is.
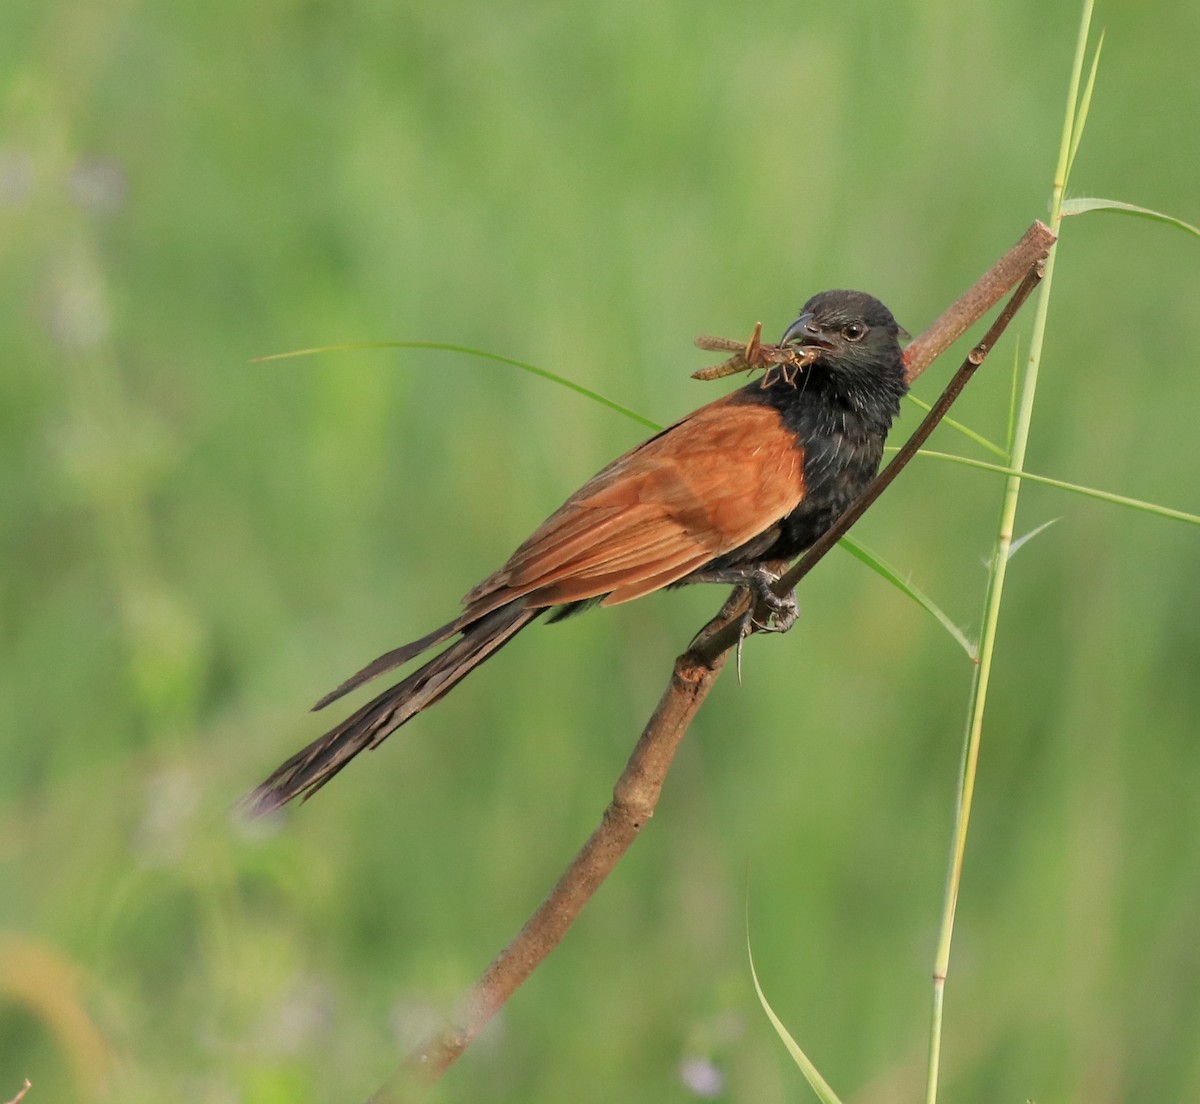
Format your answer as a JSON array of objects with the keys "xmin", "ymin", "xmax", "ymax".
[{"xmin": 248, "ymin": 289, "xmax": 908, "ymax": 813}]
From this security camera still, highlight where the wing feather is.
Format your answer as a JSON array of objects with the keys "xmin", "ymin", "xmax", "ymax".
[{"xmin": 463, "ymin": 396, "xmax": 805, "ymax": 615}]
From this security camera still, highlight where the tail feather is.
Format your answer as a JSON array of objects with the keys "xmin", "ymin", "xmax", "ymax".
[
  {"xmin": 311, "ymin": 615, "xmax": 464, "ymax": 711},
  {"xmin": 248, "ymin": 603, "xmax": 541, "ymax": 814}
]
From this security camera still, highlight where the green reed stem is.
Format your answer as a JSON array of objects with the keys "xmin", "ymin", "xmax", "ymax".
[{"xmin": 923, "ymin": 3, "xmax": 1096, "ymax": 1101}]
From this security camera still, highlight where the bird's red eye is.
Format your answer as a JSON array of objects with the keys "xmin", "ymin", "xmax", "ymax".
[{"xmin": 842, "ymin": 322, "xmax": 867, "ymax": 341}]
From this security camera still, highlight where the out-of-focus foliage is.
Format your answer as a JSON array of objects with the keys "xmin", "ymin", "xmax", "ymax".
[{"xmin": 3, "ymin": 2, "xmax": 1199, "ymax": 1101}]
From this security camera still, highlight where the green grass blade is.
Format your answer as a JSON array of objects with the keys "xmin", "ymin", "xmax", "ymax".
[
  {"xmin": 903, "ymin": 394, "xmax": 1007, "ymax": 459},
  {"xmin": 747, "ymin": 936, "xmax": 845, "ymax": 1104},
  {"xmin": 253, "ymin": 340, "xmax": 663, "ymax": 430},
  {"xmin": 1006, "ymin": 343, "xmax": 1020, "ymax": 452},
  {"xmin": 1061, "ymin": 197, "xmax": 1200, "ymax": 238},
  {"xmin": 1067, "ymin": 29, "xmax": 1105, "ymax": 177},
  {"xmin": 927, "ymin": 4, "xmax": 1094, "ymax": 1101},
  {"xmin": 907, "ymin": 450, "xmax": 1200, "ymax": 526},
  {"xmin": 1006, "ymin": 517, "xmax": 1059, "ymax": 561},
  {"xmin": 840, "ymin": 535, "xmax": 976, "ymax": 658},
  {"xmin": 255, "ymin": 341, "xmax": 1005, "ymax": 640}
]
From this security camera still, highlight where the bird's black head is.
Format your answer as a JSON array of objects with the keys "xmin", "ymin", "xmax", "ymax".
[{"xmin": 780, "ymin": 289, "xmax": 908, "ymax": 419}]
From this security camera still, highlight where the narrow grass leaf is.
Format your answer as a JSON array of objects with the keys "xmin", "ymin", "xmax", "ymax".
[
  {"xmin": 1007, "ymin": 343, "xmax": 1020, "ymax": 453},
  {"xmin": 253, "ymin": 340, "xmax": 662, "ymax": 430},
  {"xmin": 1066, "ymin": 30, "xmax": 1105, "ymax": 177},
  {"xmin": 908, "ymin": 450, "xmax": 1200, "ymax": 526},
  {"xmin": 904, "ymin": 394, "xmax": 1007, "ymax": 459},
  {"xmin": 840, "ymin": 535, "xmax": 976, "ymax": 658},
  {"xmin": 1061, "ymin": 198, "xmax": 1200, "ymax": 239},
  {"xmin": 747, "ymin": 936, "xmax": 845, "ymax": 1104},
  {"xmin": 1006, "ymin": 518, "xmax": 1059, "ymax": 560},
  {"xmin": 255, "ymin": 342, "xmax": 995, "ymax": 628}
]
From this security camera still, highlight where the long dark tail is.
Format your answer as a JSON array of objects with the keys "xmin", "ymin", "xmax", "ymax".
[{"xmin": 247, "ymin": 603, "xmax": 542, "ymax": 813}]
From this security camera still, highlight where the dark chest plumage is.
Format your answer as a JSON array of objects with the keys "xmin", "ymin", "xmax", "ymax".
[{"xmin": 721, "ymin": 364, "xmax": 905, "ymax": 564}]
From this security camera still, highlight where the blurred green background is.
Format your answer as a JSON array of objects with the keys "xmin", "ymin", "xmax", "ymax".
[{"xmin": 4, "ymin": 1, "xmax": 1200, "ymax": 1101}]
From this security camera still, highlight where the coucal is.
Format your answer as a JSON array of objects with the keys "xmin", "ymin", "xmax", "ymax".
[{"xmin": 250, "ymin": 289, "xmax": 908, "ymax": 813}]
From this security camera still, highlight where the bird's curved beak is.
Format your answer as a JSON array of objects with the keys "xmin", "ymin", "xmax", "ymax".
[{"xmin": 780, "ymin": 311, "xmax": 834, "ymax": 349}]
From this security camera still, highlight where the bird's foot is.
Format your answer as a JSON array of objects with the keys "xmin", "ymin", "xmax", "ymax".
[
  {"xmin": 686, "ymin": 564, "xmax": 800, "ymax": 680},
  {"xmin": 746, "ymin": 569, "xmax": 799, "ymax": 634},
  {"xmin": 733, "ymin": 569, "xmax": 799, "ymax": 682}
]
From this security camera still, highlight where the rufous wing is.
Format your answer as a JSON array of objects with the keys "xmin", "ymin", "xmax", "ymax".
[{"xmin": 462, "ymin": 396, "xmax": 806, "ymax": 615}]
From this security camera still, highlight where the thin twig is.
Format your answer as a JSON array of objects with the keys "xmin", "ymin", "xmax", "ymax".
[
  {"xmin": 3, "ymin": 1080, "xmax": 31, "ymax": 1104},
  {"xmin": 369, "ymin": 220, "xmax": 1055, "ymax": 1103}
]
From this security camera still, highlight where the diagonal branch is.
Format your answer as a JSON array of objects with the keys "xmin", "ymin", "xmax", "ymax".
[
  {"xmin": 901, "ymin": 220, "xmax": 1055, "ymax": 383},
  {"xmin": 694, "ymin": 254, "xmax": 1049, "ymax": 663},
  {"xmin": 369, "ymin": 220, "xmax": 1055, "ymax": 1104}
]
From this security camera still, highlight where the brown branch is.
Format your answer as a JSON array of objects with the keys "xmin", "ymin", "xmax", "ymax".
[
  {"xmin": 902, "ymin": 220, "xmax": 1055, "ymax": 383},
  {"xmin": 369, "ymin": 220, "xmax": 1056, "ymax": 1103},
  {"xmin": 371, "ymin": 596, "xmax": 743, "ymax": 1103},
  {"xmin": 688, "ymin": 221, "xmax": 1054, "ymax": 390},
  {"xmin": 695, "ymin": 255, "xmax": 1049, "ymax": 663},
  {"xmin": 4, "ymin": 1080, "xmax": 31, "ymax": 1104}
]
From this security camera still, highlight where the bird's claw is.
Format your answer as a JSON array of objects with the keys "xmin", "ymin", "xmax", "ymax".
[
  {"xmin": 734, "ymin": 572, "xmax": 799, "ymax": 682},
  {"xmin": 749, "ymin": 571, "xmax": 799, "ymax": 633}
]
